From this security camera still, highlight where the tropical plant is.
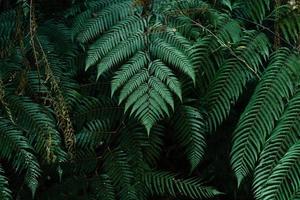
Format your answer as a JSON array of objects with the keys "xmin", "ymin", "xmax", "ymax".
[{"xmin": 0, "ymin": 0, "xmax": 300, "ymax": 199}]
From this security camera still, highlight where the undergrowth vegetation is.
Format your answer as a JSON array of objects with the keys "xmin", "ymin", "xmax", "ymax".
[{"xmin": 0, "ymin": 0, "xmax": 300, "ymax": 199}]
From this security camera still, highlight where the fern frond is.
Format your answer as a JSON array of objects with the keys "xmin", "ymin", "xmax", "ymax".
[
  {"xmin": 143, "ymin": 171, "xmax": 221, "ymax": 199},
  {"xmin": 72, "ymin": 96, "xmax": 122, "ymax": 129},
  {"xmin": 172, "ymin": 105, "xmax": 206, "ymax": 171},
  {"xmin": 94, "ymin": 174, "xmax": 116, "ymax": 200},
  {"xmin": 278, "ymin": 11, "xmax": 300, "ymax": 44},
  {"xmin": 111, "ymin": 52, "xmax": 184, "ymax": 131},
  {"xmin": 205, "ymin": 32, "xmax": 270, "ymax": 131},
  {"xmin": 258, "ymin": 142, "xmax": 300, "ymax": 200},
  {"xmin": 253, "ymin": 91, "xmax": 300, "ymax": 199},
  {"xmin": 234, "ymin": 0, "xmax": 270, "ymax": 23},
  {"xmin": 96, "ymin": 32, "xmax": 147, "ymax": 78},
  {"xmin": 154, "ymin": 27, "xmax": 192, "ymax": 52},
  {"xmin": 149, "ymin": 60, "xmax": 182, "ymax": 100},
  {"xmin": 190, "ymin": 20, "xmax": 243, "ymax": 95},
  {"xmin": 0, "ymin": 165, "xmax": 11, "ymax": 200},
  {"xmin": 111, "ymin": 51, "xmax": 148, "ymax": 96},
  {"xmin": 150, "ymin": 38, "xmax": 195, "ymax": 82},
  {"xmin": 230, "ymin": 48, "xmax": 300, "ymax": 186},
  {"xmin": 6, "ymin": 95, "xmax": 67, "ymax": 163},
  {"xmin": 86, "ymin": 16, "xmax": 146, "ymax": 69},
  {"xmin": 75, "ymin": 1, "xmax": 134, "ymax": 43},
  {"xmin": 0, "ymin": 119, "xmax": 40, "ymax": 195},
  {"xmin": 76, "ymin": 119, "xmax": 113, "ymax": 149},
  {"xmin": 104, "ymin": 150, "xmax": 137, "ymax": 200}
]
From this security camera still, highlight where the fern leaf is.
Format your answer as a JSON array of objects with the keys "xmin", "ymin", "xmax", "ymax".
[
  {"xmin": 76, "ymin": 1, "xmax": 134, "ymax": 43},
  {"xmin": 0, "ymin": 165, "xmax": 11, "ymax": 200},
  {"xmin": 86, "ymin": 16, "xmax": 146, "ymax": 69},
  {"xmin": 112, "ymin": 53, "xmax": 184, "ymax": 132},
  {"xmin": 258, "ymin": 142, "xmax": 300, "ymax": 200},
  {"xmin": 253, "ymin": 91, "xmax": 300, "ymax": 199},
  {"xmin": 104, "ymin": 150, "xmax": 137, "ymax": 200},
  {"xmin": 95, "ymin": 174, "xmax": 116, "ymax": 200},
  {"xmin": 76, "ymin": 119, "xmax": 113, "ymax": 149},
  {"xmin": 143, "ymin": 171, "xmax": 220, "ymax": 199},
  {"xmin": 150, "ymin": 38, "xmax": 195, "ymax": 82},
  {"xmin": 230, "ymin": 48, "xmax": 300, "ymax": 186},
  {"xmin": 234, "ymin": 0, "xmax": 271, "ymax": 23},
  {"xmin": 154, "ymin": 27, "xmax": 192, "ymax": 52},
  {"xmin": 96, "ymin": 32, "xmax": 147, "ymax": 78},
  {"xmin": 205, "ymin": 32, "xmax": 270, "ymax": 131},
  {"xmin": 6, "ymin": 96, "xmax": 67, "ymax": 163},
  {"xmin": 278, "ymin": 12, "xmax": 300, "ymax": 44},
  {"xmin": 149, "ymin": 60, "xmax": 182, "ymax": 101},
  {"xmin": 0, "ymin": 119, "xmax": 40, "ymax": 195},
  {"xmin": 111, "ymin": 51, "xmax": 148, "ymax": 96},
  {"xmin": 172, "ymin": 106, "xmax": 206, "ymax": 171}
]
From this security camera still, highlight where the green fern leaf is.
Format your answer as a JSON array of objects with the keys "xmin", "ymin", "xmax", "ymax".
[
  {"xmin": 104, "ymin": 150, "xmax": 137, "ymax": 200},
  {"xmin": 172, "ymin": 106, "xmax": 206, "ymax": 171},
  {"xmin": 0, "ymin": 119, "xmax": 40, "ymax": 196},
  {"xmin": 6, "ymin": 96, "xmax": 67, "ymax": 163},
  {"xmin": 0, "ymin": 165, "xmax": 11, "ymax": 200},
  {"xmin": 258, "ymin": 142, "xmax": 300, "ymax": 200},
  {"xmin": 95, "ymin": 174, "xmax": 116, "ymax": 200},
  {"xmin": 96, "ymin": 32, "xmax": 147, "ymax": 78},
  {"xmin": 143, "ymin": 171, "xmax": 221, "ymax": 199},
  {"xmin": 231, "ymin": 48, "xmax": 300, "ymax": 186},
  {"xmin": 253, "ymin": 91, "xmax": 300, "ymax": 199},
  {"xmin": 86, "ymin": 16, "xmax": 147, "ymax": 69},
  {"xmin": 205, "ymin": 32, "xmax": 270, "ymax": 131},
  {"xmin": 76, "ymin": 1, "xmax": 134, "ymax": 43},
  {"xmin": 234, "ymin": 0, "xmax": 271, "ymax": 23},
  {"xmin": 76, "ymin": 119, "xmax": 113, "ymax": 149},
  {"xmin": 150, "ymin": 38, "xmax": 195, "ymax": 82}
]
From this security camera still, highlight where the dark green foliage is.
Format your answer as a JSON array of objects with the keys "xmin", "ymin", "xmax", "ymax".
[
  {"xmin": 0, "ymin": 165, "xmax": 11, "ymax": 200},
  {"xmin": 0, "ymin": 0, "xmax": 300, "ymax": 200}
]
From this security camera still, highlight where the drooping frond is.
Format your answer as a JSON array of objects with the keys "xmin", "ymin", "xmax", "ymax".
[
  {"xmin": 143, "ymin": 171, "xmax": 221, "ymax": 199},
  {"xmin": 104, "ymin": 149, "xmax": 137, "ymax": 200},
  {"xmin": 253, "ymin": 91, "xmax": 300, "ymax": 199},
  {"xmin": 72, "ymin": 96, "xmax": 122, "ymax": 129},
  {"xmin": 230, "ymin": 48, "xmax": 300, "ymax": 186},
  {"xmin": 0, "ymin": 165, "xmax": 11, "ymax": 200},
  {"xmin": 172, "ymin": 105, "xmax": 206, "ymax": 171},
  {"xmin": 6, "ymin": 95, "xmax": 67, "ymax": 163},
  {"xmin": 205, "ymin": 31, "xmax": 270, "ymax": 131},
  {"xmin": 0, "ymin": 119, "xmax": 40, "ymax": 195},
  {"xmin": 94, "ymin": 174, "xmax": 116, "ymax": 200},
  {"xmin": 277, "ymin": 10, "xmax": 300, "ymax": 44},
  {"xmin": 234, "ymin": 0, "xmax": 271, "ymax": 23},
  {"xmin": 257, "ymin": 142, "xmax": 300, "ymax": 200},
  {"xmin": 76, "ymin": 119, "xmax": 113, "ymax": 149}
]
